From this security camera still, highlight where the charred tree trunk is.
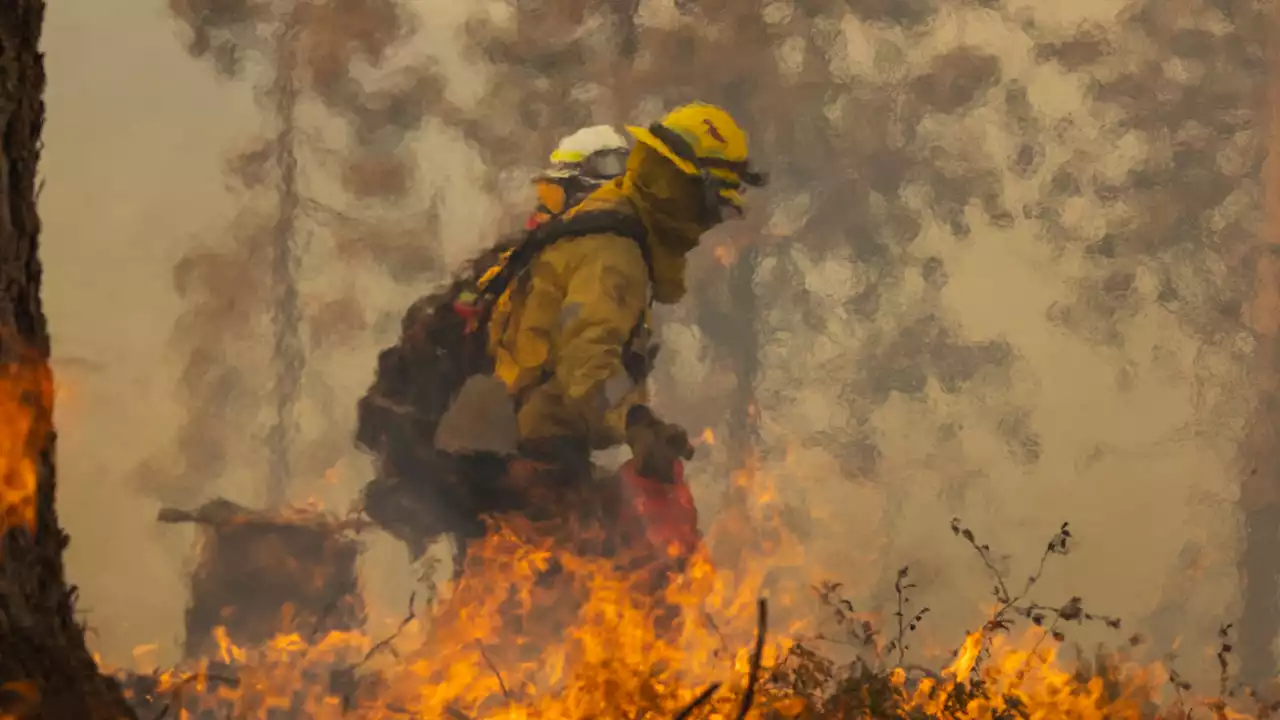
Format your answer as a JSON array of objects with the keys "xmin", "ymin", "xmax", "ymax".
[{"xmin": 0, "ymin": 2, "xmax": 138, "ymax": 717}]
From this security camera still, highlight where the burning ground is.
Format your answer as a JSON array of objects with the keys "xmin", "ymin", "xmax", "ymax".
[{"xmin": 103, "ymin": 493, "xmax": 1272, "ymax": 718}]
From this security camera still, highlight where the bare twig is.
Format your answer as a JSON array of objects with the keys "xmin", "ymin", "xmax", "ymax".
[
  {"xmin": 953, "ymin": 518, "xmax": 1072, "ymax": 623},
  {"xmin": 358, "ymin": 591, "xmax": 417, "ymax": 667},
  {"xmin": 1212, "ymin": 622, "xmax": 1236, "ymax": 716},
  {"xmin": 812, "ymin": 581, "xmax": 882, "ymax": 661},
  {"xmin": 894, "ymin": 566, "xmax": 909, "ymax": 666},
  {"xmin": 1015, "ymin": 616, "xmax": 1062, "ymax": 682},
  {"xmin": 735, "ymin": 598, "xmax": 769, "ymax": 720},
  {"xmin": 673, "ymin": 683, "xmax": 721, "ymax": 719},
  {"xmin": 150, "ymin": 672, "xmax": 241, "ymax": 720},
  {"xmin": 476, "ymin": 640, "xmax": 512, "ymax": 699},
  {"xmin": 702, "ymin": 609, "xmax": 732, "ymax": 657},
  {"xmin": 307, "ymin": 591, "xmax": 345, "ymax": 644},
  {"xmin": 886, "ymin": 566, "xmax": 929, "ymax": 667},
  {"xmin": 1168, "ymin": 661, "xmax": 1193, "ymax": 711},
  {"xmin": 952, "ymin": 517, "xmax": 1014, "ymax": 604},
  {"xmin": 951, "ymin": 518, "xmax": 1099, "ymax": 674}
]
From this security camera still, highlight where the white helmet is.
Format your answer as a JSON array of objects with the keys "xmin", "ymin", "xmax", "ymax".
[{"xmin": 537, "ymin": 125, "xmax": 630, "ymax": 183}]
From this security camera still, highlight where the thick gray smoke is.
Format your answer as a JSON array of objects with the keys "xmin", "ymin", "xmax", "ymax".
[{"xmin": 137, "ymin": 0, "xmax": 438, "ymax": 508}]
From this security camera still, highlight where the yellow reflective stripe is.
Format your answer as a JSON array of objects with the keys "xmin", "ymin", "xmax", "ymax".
[
  {"xmin": 475, "ymin": 249, "xmax": 515, "ymax": 290},
  {"xmin": 549, "ymin": 149, "xmax": 586, "ymax": 164}
]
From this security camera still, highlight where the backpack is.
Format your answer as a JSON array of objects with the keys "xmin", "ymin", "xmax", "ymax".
[{"xmin": 353, "ymin": 209, "xmax": 657, "ymax": 557}]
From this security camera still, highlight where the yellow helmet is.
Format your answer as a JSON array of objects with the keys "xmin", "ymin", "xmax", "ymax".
[{"xmin": 626, "ymin": 102, "xmax": 767, "ymax": 216}]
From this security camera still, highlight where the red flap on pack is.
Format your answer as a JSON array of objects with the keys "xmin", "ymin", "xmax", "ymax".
[
  {"xmin": 618, "ymin": 459, "xmax": 699, "ymax": 558},
  {"xmin": 452, "ymin": 301, "xmax": 477, "ymax": 317}
]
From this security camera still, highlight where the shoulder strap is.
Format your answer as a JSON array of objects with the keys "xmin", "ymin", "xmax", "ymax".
[
  {"xmin": 463, "ymin": 209, "xmax": 657, "ymax": 387},
  {"xmin": 478, "ymin": 209, "xmax": 654, "ymax": 309},
  {"xmin": 461, "ymin": 210, "xmax": 659, "ymax": 396}
]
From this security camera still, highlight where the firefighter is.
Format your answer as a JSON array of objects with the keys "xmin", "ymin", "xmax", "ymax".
[
  {"xmin": 356, "ymin": 125, "xmax": 633, "ymax": 566},
  {"xmin": 479, "ymin": 102, "xmax": 767, "ymax": 565}
]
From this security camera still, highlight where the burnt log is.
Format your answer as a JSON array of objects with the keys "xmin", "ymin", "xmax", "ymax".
[{"xmin": 159, "ymin": 498, "xmax": 368, "ymax": 660}]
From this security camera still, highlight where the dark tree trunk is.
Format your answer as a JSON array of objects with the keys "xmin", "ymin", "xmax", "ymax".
[
  {"xmin": 1237, "ymin": 0, "xmax": 1280, "ymax": 687},
  {"xmin": 693, "ymin": 233, "xmax": 761, "ymax": 570},
  {"xmin": 0, "ymin": 3, "xmax": 138, "ymax": 717},
  {"xmin": 725, "ymin": 242, "xmax": 760, "ymax": 463}
]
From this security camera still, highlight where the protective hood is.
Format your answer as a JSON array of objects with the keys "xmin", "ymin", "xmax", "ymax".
[
  {"xmin": 564, "ymin": 142, "xmax": 717, "ymax": 303},
  {"xmin": 618, "ymin": 142, "xmax": 712, "ymax": 303}
]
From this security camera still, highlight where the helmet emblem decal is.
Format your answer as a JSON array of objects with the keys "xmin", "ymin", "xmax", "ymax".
[{"xmin": 702, "ymin": 118, "xmax": 726, "ymax": 144}]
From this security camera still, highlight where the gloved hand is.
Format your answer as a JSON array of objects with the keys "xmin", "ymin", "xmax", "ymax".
[{"xmin": 624, "ymin": 405, "xmax": 694, "ymax": 485}]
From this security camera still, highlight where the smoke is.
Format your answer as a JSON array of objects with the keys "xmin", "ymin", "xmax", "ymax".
[
  {"xmin": 635, "ymin": 0, "xmax": 1263, "ymax": 688},
  {"xmin": 137, "ymin": 0, "xmax": 440, "ymax": 508}
]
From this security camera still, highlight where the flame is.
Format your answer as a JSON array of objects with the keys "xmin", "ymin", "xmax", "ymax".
[
  {"xmin": 712, "ymin": 236, "xmax": 755, "ymax": 267},
  {"xmin": 713, "ymin": 243, "xmax": 737, "ymax": 266},
  {"xmin": 0, "ymin": 680, "xmax": 39, "ymax": 719},
  {"xmin": 944, "ymin": 629, "xmax": 984, "ymax": 679},
  {"xmin": 0, "ymin": 359, "xmax": 52, "ymax": 547},
  {"xmin": 131, "ymin": 643, "xmax": 159, "ymax": 674},
  {"xmin": 119, "ymin": 542, "xmax": 1248, "ymax": 718},
  {"xmin": 323, "ymin": 465, "xmax": 341, "ymax": 485},
  {"xmin": 111, "ymin": 461, "xmax": 1264, "ymax": 718},
  {"xmin": 888, "ymin": 630, "xmax": 1165, "ymax": 718}
]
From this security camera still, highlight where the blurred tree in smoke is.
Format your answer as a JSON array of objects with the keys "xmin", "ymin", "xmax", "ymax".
[{"xmin": 142, "ymin": 0, "xmax": 440, "ymax": 506}]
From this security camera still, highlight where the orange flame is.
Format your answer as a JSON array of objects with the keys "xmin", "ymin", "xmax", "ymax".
[
  {"xmin": 0, "ymin": 359, "xmax": 52, "ymax": 547},
  {"xmin": 110, "ymin": 462, "xmax": 1260, "ymax": 718},
  {"xmin": 713, "ymin": 243, "xmax": 737, "ymax": 266}
]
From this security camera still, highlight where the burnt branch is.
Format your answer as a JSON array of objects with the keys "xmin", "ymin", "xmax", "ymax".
[
  {"xmin": 885, "ymin": 566, "xmax": 930, "ymax": 667},
  {"xmin": 476, "ymin": 640, "xmax": 512, "ymax": 700},
  {"xmin": 673, "ymin": 683, "xmax": 721, "ymax": 719},
  {"xmin": 735, "ymin": 598, "xmax": 769, "ymax": 720},
  {"xmin": 357, "ymin": 591, "xmax": 417, "ymax": 667}
]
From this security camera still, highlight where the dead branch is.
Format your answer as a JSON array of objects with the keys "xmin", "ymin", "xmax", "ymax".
[
  {"xmin": 673, "ymin": 683, "xmax": 721, "ymax": 719},
  {"xmin": 357, "ymin": 591, "xmax": 417, "ymax": 668},
  {"xmin": 476, "ymin": 640, "xmax": 511, "ymax": 700},
  {"xmin": 150, "ymin": 672, "xmax": 241, "ymax": 720},
  {"xmin": 736, "ymin": 598, "xmax": 768, "ymax": 720}
]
